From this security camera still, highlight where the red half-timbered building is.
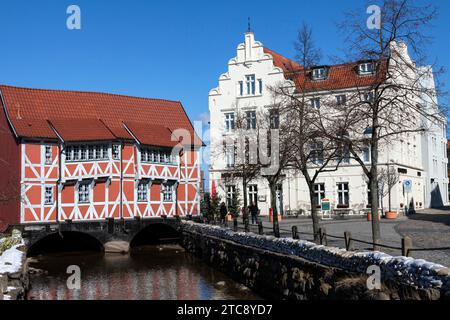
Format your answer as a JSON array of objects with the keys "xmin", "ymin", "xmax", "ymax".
[{"xmin": 0, "ymin": 85, "xmax": 202, "ymax": 232}]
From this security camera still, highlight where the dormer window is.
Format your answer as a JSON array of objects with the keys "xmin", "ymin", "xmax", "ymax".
[
  {"xmin": 359, "ymin": 62, "xmax": 375, "ymax": 75},
  {"xmin": 311, "ymin": 67, "xmax": 328, "ymax": 80}
]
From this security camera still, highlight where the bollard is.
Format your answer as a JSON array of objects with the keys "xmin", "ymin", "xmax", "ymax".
[
  {"xmin": 244, "ymin": 218, "xmax": 250, "ymax": 232},
  {"xmin": 344, "ymin": 231, "xmax": 353, "ymax": 251},
  {"xmin": 292, "ymin": 226, "xmax": 299, "ymax": 240},
  {"xmin": 273, "ymin": 220, "xmax": 280, "ymax": 238},
  {"xmin": 258, "ymin": 221, "xmax": 264, "ymax": 235},
  {"xmin": 319, "ymin": 227, "xmax": 328, "ymax": 246},
  {"xmin": 402, "ymin": 236, "xmax": 413, "ymax": 257},
  {"xmin": 233, "ymin": 217, "xmax": 238, "ymax": 232}
]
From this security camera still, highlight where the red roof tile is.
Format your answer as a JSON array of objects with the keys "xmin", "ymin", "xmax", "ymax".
[
  {"xmin": 12, "ymin": 119, "xmax": 58, "ymax": 140},
  {"xmin": 49, "ymin": 118, "xmax": 116, "ymax": 142},
  {"xmin": 124, "ymin": 121, "xmax": 178, "ymax": 148},
  {"xmin": 0, "ymin": 85, "xmax": 202, "ymax": 147},
  {"xmin": 264, "ymin": 48, "xmax": 302, "ymax": 74},
  {"xmin": 264, "ymin": 48, "xmax": 386, "ymax": 92}
]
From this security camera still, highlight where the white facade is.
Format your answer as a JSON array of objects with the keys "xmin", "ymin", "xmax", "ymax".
[{"xmin": 209, "ymin": 32, "xmax": 448, "ymax": 215}]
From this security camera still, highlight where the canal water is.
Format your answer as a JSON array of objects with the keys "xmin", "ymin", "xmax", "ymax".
[{"xmin": 26, "ymin": 245, "xmax": 261, "ymax": 300}]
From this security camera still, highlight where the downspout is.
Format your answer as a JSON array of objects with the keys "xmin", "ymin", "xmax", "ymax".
[{"xmin": 120, "ymin": 141, "xmax": 123, "ymax": 220}]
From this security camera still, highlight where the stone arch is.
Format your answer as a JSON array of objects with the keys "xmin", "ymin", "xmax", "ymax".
[
  {"xmin": 27, "ymin": 231, "xmax": 104, "ymax": 257},
  {"xmin": 129, "ymin": 223, "xmax": 180, "ymax": 248}
]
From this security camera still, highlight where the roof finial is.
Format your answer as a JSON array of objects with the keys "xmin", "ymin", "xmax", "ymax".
[{"xmin": 247, "ymin": 17, "xmax": 252, "ymax": 33}]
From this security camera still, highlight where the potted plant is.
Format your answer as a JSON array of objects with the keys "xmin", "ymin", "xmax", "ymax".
[
  {"xmin": 378, "ymin": 167, "xmax": 400, "ymax": 219},
  {"xmin": 367, "ymin": 211, "xmax": 380, "ymax": 221}
]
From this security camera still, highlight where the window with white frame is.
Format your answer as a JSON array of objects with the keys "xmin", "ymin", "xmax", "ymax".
[
  {"xmin": 44, "ymin": 146, "xmax": 52, "ymax": 165},
  {"xmin": 162, "ymin": 184, "xmax": 174, "ymax": 202},
  {"xmin": 269, "ymin": 109, "xmax": 280, "ymax": 129},
  {"xmin": 359, "ymin": 62, "xmax": 375, "ymax": 75},
  {"xmin": 311, "ymin": 98, "xmax": 321, "ymax": 109},
  {"xmin": 246, "ymin": 75, "xmax": 256, "ymax": 95},
  {"xmin": 238, "ymin": 81, "xmax": 244, "ymax": 96},
  {"xmin": 313, "ymin": 183, "xmax": 325, "ymax": 207},
  {"xmin": 66, "ymin": 144, "xmax": 109, "ymax": 162},
  {"xmin": 226, "ymin": 145, "xmax": 235, "ymax": 168},
  {"xmin": 337, "ymin": 182, "xmax": 350, "ymax": 207},
  {"xmin": 362, "ymin": 92, "xmax": 374, "ymax": 103},
  {"xmin": 258, "ymin": 79, "xmax": 263, "ymax": 94},
  {"xmin": 73, "ymin": 146, "xmax": 80, "ymax": 161},
  {"xmin": 112, "ymin": 145, "xmax": 120, "ymax": 160},
  {"xmin": 363, "ymin": 146, "xmax": 371, "ymax": 162},
  {"xmin": 336, "ymin": 94, "xmax": 347, "ymax": 106},
  {"xmin": 248, "ymin": 185, "xmax": 258, "ymax": 205},
  {"xmin": 44, "ymin": 186, "xmax": 53, "ymax": 205},
  {"xmin": 137, "ymin": 181, "xmax": 148, "ymax": 202},
  {"xmin": 78, "ymin": 183, "xmax": 91, "ymax": 204},
  {"xmin": 312, "ymin": 67, "xmax": 327, "ymax": 80},
  {"xmin": 88, "ymin": 145, "xmax": 95, "ymax": 160},
  {"xmin": 226, "ymin": 185, "xmax": 236, "ymax": 207},
  {"xmin": 140, "ymin": 148, "xmax": 175, "ymax": 165},
  {"xmin": 225, "ymin": 113, "xmax": 235, "ymax": 132},
  {"xmin": 310, "ymin": 142, "xmax": 324, "ymax": 165},
  {"xmin": 246, "ymin": 111, "xmax": 256, "ymax": 130}
]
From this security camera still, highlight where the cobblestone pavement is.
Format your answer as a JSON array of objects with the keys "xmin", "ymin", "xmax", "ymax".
[{"xmin": 234, "ymin": 208, "xmax": 450, "ymax": 267}]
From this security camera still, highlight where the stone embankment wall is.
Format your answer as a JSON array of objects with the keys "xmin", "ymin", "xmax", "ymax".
[
  {"xmin": 180, "ymin": 221, "xmax": 450, "ymax": 300},
  {"xmin": 0, "ymin": 233, "xmax": 29, "ymax": 300}
]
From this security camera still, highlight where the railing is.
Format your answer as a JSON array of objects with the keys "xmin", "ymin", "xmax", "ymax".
[{"xmin": 202, "ymin": 217, "xmax": 450, "ymax": 258}]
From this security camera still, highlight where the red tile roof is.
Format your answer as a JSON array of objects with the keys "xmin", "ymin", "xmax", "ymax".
[
  {"xmin": 263, "ymin": 48, "xmax": 386, "ymax": 92},
  {"xmin": 124, "ymin": 121, "xmax": 178, "ymax": 148},
  {"xmin": 0, "ymin": 85, "xmax": 202, "ymax": 147},
  {"xmin": 264, "ymin": 48, "xmax": 302, "ymax": 74},
  {"xmin": 49, "ymin": 118, "xmax": 116, "ymax": 142}
]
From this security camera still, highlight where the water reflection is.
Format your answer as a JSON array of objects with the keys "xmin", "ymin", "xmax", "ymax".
[{"xmin": 27, "ymin": 245, "xmax": 261, "ymax": 300}]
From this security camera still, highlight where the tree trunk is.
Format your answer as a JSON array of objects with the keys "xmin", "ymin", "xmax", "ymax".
[
  {"xmin": 308, "ymin": 183, "xmax": 320, "ymax": 243},
  {"xmin": 269, "ymin": 182, "xmax": 280, "ymax": 237},
  {"xmin": 388, "ymin": 188, "xmax": 392, "ymax": 212},
  {"xmin": 242, "ymin": 180, "xmax": 248, "ymax": 224},
  {"xmin": 370, "ymin": 126, "xmax": 381, "ymax": 250}
]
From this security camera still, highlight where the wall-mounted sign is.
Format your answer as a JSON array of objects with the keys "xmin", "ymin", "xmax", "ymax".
[
  {"xmin": 403, "ymin": 180, "xmax": 412, "ymax": 193},
  {"xmin": 321, "ymin": 198, "xmax": 331, "ymax": 211},
  {"xmin": 258, "ymin": 195, "xmax": 267, "ymax": 202}
]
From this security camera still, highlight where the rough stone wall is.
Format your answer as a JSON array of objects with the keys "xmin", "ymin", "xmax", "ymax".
[
  {"xmin": 0, "ymin": 245, "xmax": 29, "ymax": 300},
  {"xmin": 180, "ymin": 222, "xmax": 450, "ymax": 300}
]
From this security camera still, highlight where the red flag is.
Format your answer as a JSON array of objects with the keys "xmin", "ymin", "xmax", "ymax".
[{"xmin": 211, "ymin": 179, "xmax": 217, "ymax": 199}]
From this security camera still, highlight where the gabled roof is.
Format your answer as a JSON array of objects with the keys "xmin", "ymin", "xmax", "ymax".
[
  {"xmin": 0, "ymin": 85, "xmax": 202, "ymax": 148},
  {"xmin": 263, "ymin": 48, "xmax": 386, "ymax": 92}
]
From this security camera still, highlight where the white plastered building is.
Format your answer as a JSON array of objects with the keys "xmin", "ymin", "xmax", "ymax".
[{"xmin": 209, "ymin": 32, "xmax": 448, "ymax": 216}]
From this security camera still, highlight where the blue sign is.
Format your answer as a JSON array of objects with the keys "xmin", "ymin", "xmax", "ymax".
[{"xmin": 403, "ymin": 180, "xmax": 412, "ymax": 193}]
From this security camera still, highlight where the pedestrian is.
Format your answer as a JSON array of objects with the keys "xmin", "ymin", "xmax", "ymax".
[
  {"xmin": 250, "ymin": 202, "xmax": 259, "ymax": 225},
  {"xmin": 219, "ymin": 202, "xmax": 228, "ymax": 224}
]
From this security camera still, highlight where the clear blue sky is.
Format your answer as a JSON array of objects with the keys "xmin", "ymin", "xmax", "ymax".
[{"xmin": 1, "ymin": 0, "xmax": 449, "ymax": 125}]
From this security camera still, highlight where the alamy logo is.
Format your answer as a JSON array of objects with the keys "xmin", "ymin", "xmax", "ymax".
[
  {"xmin": 66, "ymin": 265, "xmax": 81, "ymax": 290},
  {"xmin": 66, "ymin": 5, "xmax": 81, "ymax": 30},
  {"xmin": 366, "ymin": 5, "xmax": 381, "ymax": 30},
  {"xmin": 366, "ymin": 265, "xmax": 381, "ymax": 290}
]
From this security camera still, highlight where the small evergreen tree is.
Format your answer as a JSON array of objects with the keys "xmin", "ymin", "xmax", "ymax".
[{"xmin": 228, "ymin": 187, "xmax": 242, "ymax": 218}]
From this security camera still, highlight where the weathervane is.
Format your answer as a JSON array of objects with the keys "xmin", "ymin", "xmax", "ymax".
[{"xmin": 248, "ymin": 17, "xmax": 252, "ymax": 32}]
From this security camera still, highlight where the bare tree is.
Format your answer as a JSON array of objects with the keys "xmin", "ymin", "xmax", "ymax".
[
  {"xmin": 258, "ymin": 105, "xmax": 295, "ymax": 237},
  {"xmin": 322, "ymin": 0, "xmax": 448, "ymax": 248},
  {"xmin": 219, "ymin": 103, "xmax": 262, "ymax": 223},
  {"xmin": 378, "ymin": 165, "xmax": 400, "ymax": 212},
  {"xmin": 270, "ymin": 23, "xmax": 343, "ymax": 242}
]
